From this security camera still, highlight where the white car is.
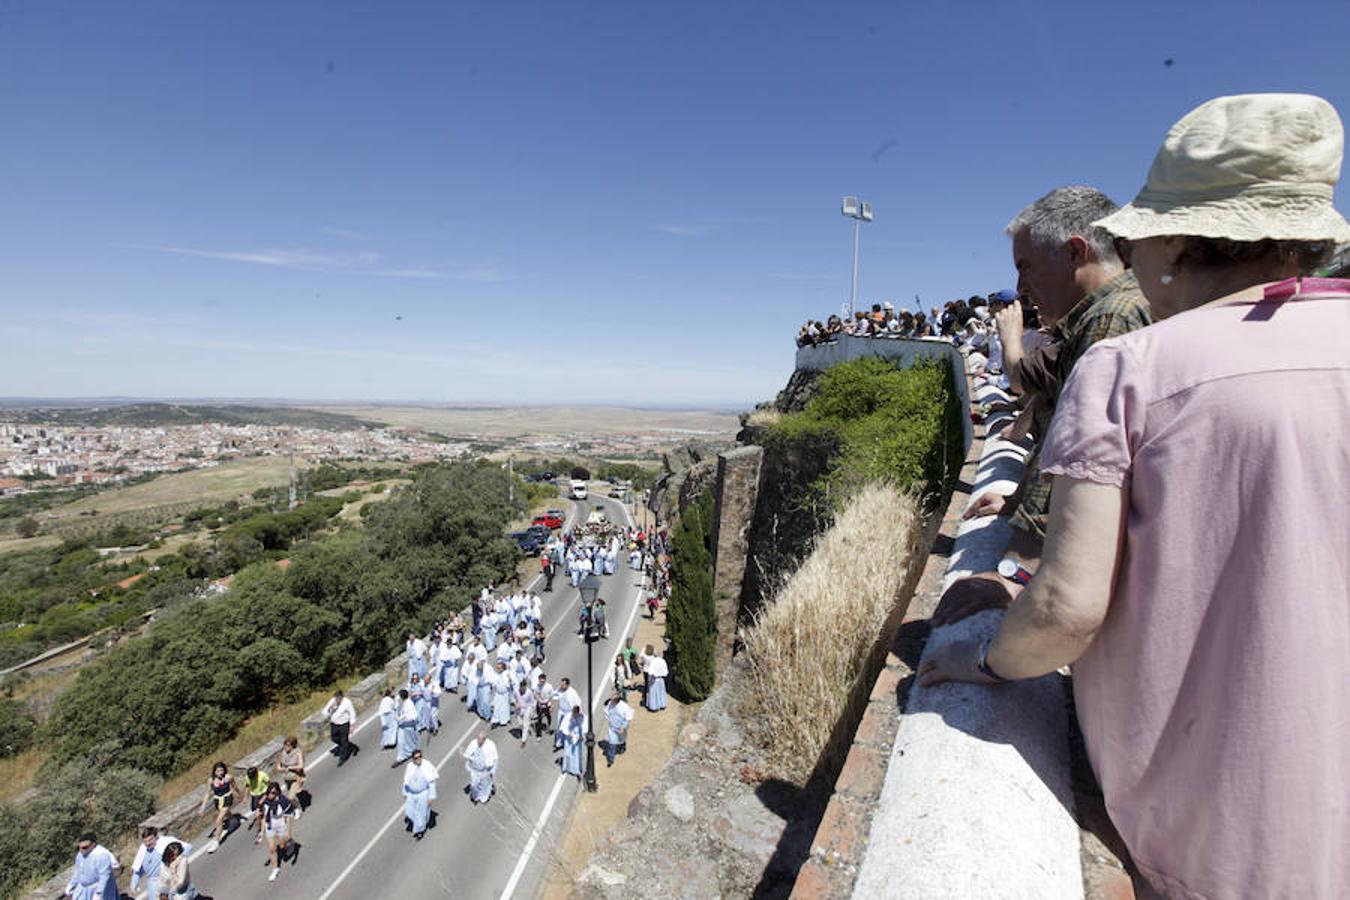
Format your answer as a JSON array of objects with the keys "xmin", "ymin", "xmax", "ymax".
[{"xmin": 569, "ymin": 479, "xmax": 588, "ymax": 500}]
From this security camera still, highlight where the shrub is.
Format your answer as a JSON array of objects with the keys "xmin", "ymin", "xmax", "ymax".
[
  {"xmin": 742, "ymin": 484, "xmax": 925, "ymax": 784},
  {"xmin": 15, "ymin": 517, "xmax": 38, "ymax": 539},
  {"xmin": 666, "ymin": 490, "xmax": 717, "ymax": 700},
  {"xmin": 0, "ymin": 698, "xmax": 36, "ymax": 758},
  {"xmin": 769, "ymin": 356, "xmax": 963, "ymax": 510},
  {"xmin": 0, "ymin": 758, "xmax": 158, "ymax": 900}
]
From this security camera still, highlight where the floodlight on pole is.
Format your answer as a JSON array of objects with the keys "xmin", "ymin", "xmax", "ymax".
[{"xmin": 842, "ymin": 196, "xmax": 873, "ymax": 317}]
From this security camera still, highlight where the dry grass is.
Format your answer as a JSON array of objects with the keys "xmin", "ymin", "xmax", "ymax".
[
  {"xmin": 0, "ymin": 747, "xmax": 48, "ymax": 803},
  {"xmin": 745, "ymin": 408, "xmax": 781, "ymax": 427},
  {"xmin": 741, "ymin": 482, "xmax": 926, "ymax": 784},
  {"xmin": 157, "ymin": 676, "xmax": 361, "ymax": 804}
]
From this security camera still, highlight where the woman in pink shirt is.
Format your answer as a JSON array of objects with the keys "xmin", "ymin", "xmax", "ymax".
[{"xmin": 920, "ymin": 93, "xmax": 1350, "ymax": 899}]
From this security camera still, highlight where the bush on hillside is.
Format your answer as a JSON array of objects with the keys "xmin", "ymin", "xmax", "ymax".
[
  {"xmin": 768, "ymin": 356, "xmax": 963, "ymax": 510},
  {"xmin": 0, "ymin": 759, "xmax": 158, "ymax": 900},
  {"xmin": 666, "ymin": 490, "xmax": 717, "ymax": 700},
  {"xmin": 0, "ymin": 698, "xmax": 36, "ymax": 758}
]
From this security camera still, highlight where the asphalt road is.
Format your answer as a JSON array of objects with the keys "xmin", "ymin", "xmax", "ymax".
[{"xmin": 185, "ymin": 491, "xmax": 646, "ymax": 900}]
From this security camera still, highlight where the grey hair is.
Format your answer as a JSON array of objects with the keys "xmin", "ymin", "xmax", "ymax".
[{"xmin": 1005, "ymin": 186, "xmax": 1120, "ymax": 262}]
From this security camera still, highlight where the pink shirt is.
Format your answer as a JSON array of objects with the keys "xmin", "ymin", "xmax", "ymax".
[{"xmin": 1041, "ymin": 281, "xmax": 1350, "ymax": 900}]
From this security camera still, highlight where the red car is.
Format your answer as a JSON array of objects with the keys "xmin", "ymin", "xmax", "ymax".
[{"xmin": 532, "ymin": 513, "xmax": 564, "ymax": 530}]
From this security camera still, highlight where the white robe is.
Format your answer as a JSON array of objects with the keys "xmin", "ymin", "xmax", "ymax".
[
  {"xmin": 463, "ymin": 738, "xmax": 499, "ymax": 803},
  {"xmin": 67, "ymin": 845, "xmax": 118, "ymax": 900}
]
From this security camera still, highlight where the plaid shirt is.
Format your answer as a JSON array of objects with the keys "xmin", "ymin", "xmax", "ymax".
[{"xmin": 1009, "ymin": 271, "xmax": 1151, "ymax": 540}]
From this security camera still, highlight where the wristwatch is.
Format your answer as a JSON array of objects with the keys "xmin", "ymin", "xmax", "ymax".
[
  {"xmin": 976, "ymin": 637, "xmax": 1011, "ymax": 683},
  {"xmin": 997, "ymin": 557, "xmax": 1032, "ymax": 586}
]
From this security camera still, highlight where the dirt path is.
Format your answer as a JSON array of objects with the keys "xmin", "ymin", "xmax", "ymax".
[{"xmin": 541, "ymin": 608, "xmax": 686, "ymax": 899}]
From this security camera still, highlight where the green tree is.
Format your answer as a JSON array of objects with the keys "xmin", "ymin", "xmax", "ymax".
[
  {"xmin": 666, "ymin": 490, "xmax": 717, "ymax": 700},
  {"xmin": 15, "ymin": 517, "xmax": 38, "ymax": 539}
]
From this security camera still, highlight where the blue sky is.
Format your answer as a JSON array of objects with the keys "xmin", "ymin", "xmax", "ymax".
[{"xmin": 3, "ymin": 1, "xmax": 1348, "ymax": 407}]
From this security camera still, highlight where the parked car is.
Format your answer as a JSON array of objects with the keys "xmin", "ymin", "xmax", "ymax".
[
  {"xmin": 508, "ymin": 530, "xmax": 544, "ymax": 554},
  {"xmin": 532, "ymin": 512, "xmax": 564, "ymax": 530}
]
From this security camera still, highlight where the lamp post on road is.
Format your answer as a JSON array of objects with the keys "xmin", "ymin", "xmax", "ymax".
[
  {"xmin": 842, "ymin": 196, "xmax": 874, "ymax": 317},
  {"xmin": 578, "ymin": 572, "xmax": 603, "ymax": 793}
]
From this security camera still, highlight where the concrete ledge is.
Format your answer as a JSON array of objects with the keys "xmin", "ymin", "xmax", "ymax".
[
  {"xmin": 232, "ymin": 736, "xmax": 284, "ymax": 778},
  {"xmin": 349, "ymin": 670, "xmax": 388, "ymax": 705},
  {"xmin": 849, "ymin": 372, "xmax": 1083, "ymax": 899}
]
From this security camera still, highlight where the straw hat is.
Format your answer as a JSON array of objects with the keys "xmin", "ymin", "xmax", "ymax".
[{"xmin": 1095, "ymin": 93, "xmax": 1350, "ymax": 243}]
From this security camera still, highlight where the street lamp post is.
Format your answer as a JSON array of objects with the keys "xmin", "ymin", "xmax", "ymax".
[
  {"xmin": 578, "ymin": 573, "xmax": 603, "ymax": 793},
  {"xmin": 841, "ymin": 196, "xmax": 874, "ymax": 317}
]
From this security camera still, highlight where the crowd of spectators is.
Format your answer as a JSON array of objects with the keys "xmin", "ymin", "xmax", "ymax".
[{"xmin": 795, "ymin": 290, "xmax": 1043, "ymax": 352}]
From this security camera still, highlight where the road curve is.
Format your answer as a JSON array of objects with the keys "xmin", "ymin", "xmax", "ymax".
[{"xmin": 185, "ymin": 490, "xmax": 647, "ymax": 899}]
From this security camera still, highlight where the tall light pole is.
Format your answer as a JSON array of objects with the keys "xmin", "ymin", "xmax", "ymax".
[
  {"xmin": 578, "ymin": 573, "xmax": 603, "ymax": 793},
  {"xmin": 842, "ymin": 196, "xmax": 874, "ymax": 317}
]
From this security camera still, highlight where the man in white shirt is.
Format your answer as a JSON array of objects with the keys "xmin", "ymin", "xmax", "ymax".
[
  {"xmin": 322, "ymin": 689, "xmax": 359, "ymax": 766},
  {"xmin": 128, "ymin": 826, "xmax": 190, "ymax": 900},
  {"xmin": 532, "ymin": 674, "xmax": 555, "ymax": 742}
]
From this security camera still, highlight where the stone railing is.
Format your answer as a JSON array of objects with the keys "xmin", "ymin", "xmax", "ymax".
[{"xmin": 791, "ymin": 356, "xmax": 1134, "ymax": 900}]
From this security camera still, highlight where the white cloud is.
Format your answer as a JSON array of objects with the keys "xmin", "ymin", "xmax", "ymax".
[
  {"xmin": 650, "ymin": 223, "xmax": 715, "ymax": 237},
  {"xmin": 125, "ymin": 243, "xmax": 509, "ymax": 282}
]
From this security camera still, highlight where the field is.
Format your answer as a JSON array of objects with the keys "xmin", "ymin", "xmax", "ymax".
[
  {"xmin": 308, "ymin": 404, "xmax": 741, "ymax": 439},
  {"xmin": 51, "ymin": 457, "xmax": 297, "ymax": 519}
]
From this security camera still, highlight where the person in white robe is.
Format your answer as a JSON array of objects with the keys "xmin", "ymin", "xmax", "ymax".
[
  {"xmin": 394, "ymin": 689, "xmax": 420, "ymax": 764},
  {"xmin": 513, "ymin": 680, "xmax": 535, "ymax": 747},
  {"xmin": 65, "ymin": 834, "xmax": 118, "ymax": 900},
  {"xmin": 560, "ymin": 706, "xmax": 586, "ymax": 778},
  {"xmin": 409, "ymin": 674, "xmax": 431, "ymax": 732},
  {"xmin": 490, "ymin": 662, "xmax": 513, "ymax": 727},
  {"xmin": 378, "ymin": 688, "xmax": 398, "ymax": 749},
  {"xmin": 604, "ymin": 693, "xmax": 634, "ymax": 765},
  {"xmin": 407, "ymin": 633, "xmax": 428, "ymax": 679},
  {"xmin": 461, "ymin": 657, "xmax": 481, "ymax": 706},
  {"xmin": 473, "ymin": 661, "xmax": 493, "ymax": 720},
  {"xmin": 402, "ymin": 749, "xmax": 439, "ymax": 839},
  {"xmin": 645, "ymin": 653, "xmax": 669, "ymax": 711},
  {"xmin": 554, "ymin": 677, "xmax": 582, "ymax": 749},
  {"xmin": 480, "ymin": 614, "xmax": 498, "ymax": 651},
  {"xmin": 426, "ymin": 678, "xmax": 442, "ymax": 733},
  {"xmin": 463, "ymin": 731, "xmax": 498, "ymax": 804},
  {"xmin": 442, "ymin": 641, "xmax": 463, "ymax": 692}
]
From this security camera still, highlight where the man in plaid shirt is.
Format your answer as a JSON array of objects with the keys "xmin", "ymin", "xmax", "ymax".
[{"xmin": 933, "ymin": 186, "xmax": 1152, "ymax": 626}]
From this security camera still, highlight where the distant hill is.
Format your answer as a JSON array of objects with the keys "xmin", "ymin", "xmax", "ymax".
[{"xmin": 4, "ymin": 403, "xmax": 382, "ymax": 430}]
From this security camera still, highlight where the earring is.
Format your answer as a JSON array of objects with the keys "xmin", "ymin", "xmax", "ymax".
[{"xmin": 1160, "ymin": 272, "xmax": 1175, "ymax": 285}]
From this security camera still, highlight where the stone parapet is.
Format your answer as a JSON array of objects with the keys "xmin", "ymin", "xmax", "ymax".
[{"xmin": 710, "ymin": 444, "xmax": 763, "ymax": 674}]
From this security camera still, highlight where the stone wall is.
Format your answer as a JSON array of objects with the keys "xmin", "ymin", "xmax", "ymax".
[{"xmin": 709, "ymin": 445, "xmax": 763, "ymax": 673}]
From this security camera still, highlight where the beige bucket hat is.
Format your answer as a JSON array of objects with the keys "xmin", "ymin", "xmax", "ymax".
[{"xmin": 1094, "ymin": 93, "xmax": 1350, "ymax": 243}]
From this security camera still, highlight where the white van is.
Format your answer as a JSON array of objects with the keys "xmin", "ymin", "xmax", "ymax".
[{"xmin": 569, "ymin": 479, "xmax": 588, "ymax": 500}]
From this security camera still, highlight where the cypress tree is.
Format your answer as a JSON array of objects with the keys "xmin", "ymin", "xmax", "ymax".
[{"xmin": 667, "ymin": 489, "xmax": 717, "ymax": 700}]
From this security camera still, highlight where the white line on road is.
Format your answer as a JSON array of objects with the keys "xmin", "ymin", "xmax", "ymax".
[{"xmin": 500, "ymin": 574, "xmax": 646, "ymax": 900}]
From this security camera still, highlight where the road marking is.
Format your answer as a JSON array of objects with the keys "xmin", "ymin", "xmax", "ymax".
[
  {"xmin": 315, "ymin": 719, "xmax": 480, "ymax": 900},
  {"xmin": 500, "ymin": 575, "xmax": 646, "ymax": 900},
  {"xmin": 313, "ymin": 494, "xmax": 637, "ymax": 900}
]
